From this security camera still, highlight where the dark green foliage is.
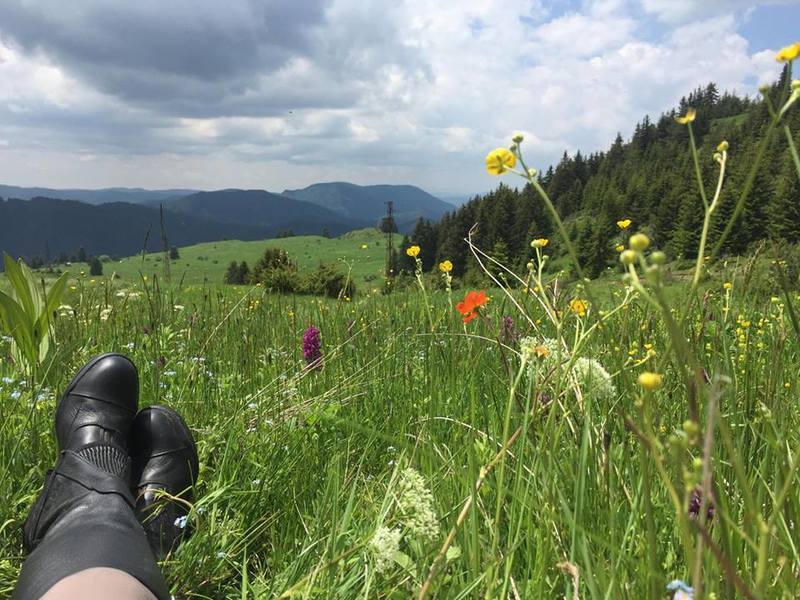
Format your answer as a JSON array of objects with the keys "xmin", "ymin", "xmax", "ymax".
[
  {"xmin": 301, "ymin": 262, "xmax": 356, "ymax": 298},
  {"xmin": 88, "ymin": 255, "xmax": 103, "ymax": 276},
  {"xmin": 169, "ymin": 246, "xmax": 180, "ymax": 260},
  {"xmin": 416, "ymin": 80, "xmax": 800, "ymax": 276}
]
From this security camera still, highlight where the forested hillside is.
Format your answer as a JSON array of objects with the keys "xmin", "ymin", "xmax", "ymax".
[{"xmin": 402, "ymin": 70, "xmax": 800, "ymax": 278}]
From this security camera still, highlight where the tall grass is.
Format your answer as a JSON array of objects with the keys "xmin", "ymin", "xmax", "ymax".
[{"xmin": 1, "ymin": 59, "xmax": 799, "ymax": 600}]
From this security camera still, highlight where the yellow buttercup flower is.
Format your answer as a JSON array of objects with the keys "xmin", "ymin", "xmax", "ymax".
[
  {"xmin": 531, "ymin": 238, "xmax": 549, "ymax": 249},
  {"xmin": 406, "ymin": 245, "xmax": 420, "ymax": 258},
  {"xmin": 615, "ymin": 244, "xmax": 625, "ymax": 252},
  {"xmin": 485, "ymin": 147, "xmax": 516, "ymax": 175},
  {"xmin": 723, "ymin": 282, "xmax": 732, "ymax": 290},
  {"xmin": 361, "ymin": 244, "xmax": 368, "ymax": 249},
  {"xmin": 617, "ymin": 219, "xmax": 632, "ymax": 230},
  {"xmin": 675, "ymin": 107, "xmax": 697, "ymax": 124},
  {"xmin": 569, "ymin": 298, "xmax": 588, "ymax": 317},
  {"xmin": 439, "ymin": 260, "xmax": 453, "ymax": 273},
  {"xmin": 775, "ymin": 41, "xmax": 800, "ymax": 62},
  {"xmin": 638, "ymin": 372, "xmax": 663, "ymax": 390}
]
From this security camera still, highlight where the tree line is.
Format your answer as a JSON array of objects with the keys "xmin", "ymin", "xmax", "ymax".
[{"xmin": 399, "ymin": 70, "xmax": 800, "ymax": 279}]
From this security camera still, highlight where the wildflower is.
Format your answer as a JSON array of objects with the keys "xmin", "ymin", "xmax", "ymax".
[
  {"xmin": 615, "ymin": 244, "xmax": 624, "ymax": 252},
  {"xmin": 629, "ymin": 233, "xmax": 650, "ymax": 252},
  {"xmin": 620, "ymin": 250, "xmax": 637, "ymax": 265},
  {"xmin": 675, "ymin": 107, "xmax": 697, "ymax": 124},
  {"xmin": 500, "ymin": 315, "xmax": 516, "ymax": 344},
  {"xmin": 716, "ymin": 140, "xmax": 728, "ymax": 153},
  {"xmin": 638, "ymin": 371, "xmax": 663, "ymax": 390},
  {"xmin": 456, "ymin": 290, "xmax": 489, "ymax": 324},
  {"xmin": 688, "ymin": 487, "xmax": 714, "ymax": 522},
  {"xmin": 666, "ymin": 580, "xmax": 694, "ymax": 600},
  {"xmin": 533, "ymin": 345, "xmax": 550, "ymax": 359},
  {"xmin": 173, "ymin": 515, "xmax": 188, "ymax": 529},
  {"xmin": 511, "ymin": 131, "xmax": 524, "ymax": 144},
  {"xmin": 99, "ymin": 307, "xmax": 112, "ymax": 321},
  {"xmin": 406, "ymin": 245, "xmax": 420, "ymax": 258},
  {"xmin": 302, "ymin": 325, "xmax": 323, "ymax": 369},
  {"xmin": 396, "ymin": 468, "xmax": 439, "ymax": 540},
  {"xmin": 573, "ymin": 357, "xmax": 616, "ymax": 400},
  {"xmin": 439, "ymin": 260, "xmax": 453, "ymax": 273},
  {"xmin": 569, "ymin": 298, "xmax": 588, "ymax": 317},
  {"xmin": 369, "ymin": 526, "xmax": 402, "ymax": 574},
  {"xmin": 531, "ymin": 238, "xmax": 549, "ymax": 248},
  {"xmin": 775, "ymin": 41, "xmax": 800, "ymax": 62},
  {"xmin": 485, "ymin": 147, "xmax": 516, "ymax": 175},
  {"xmin": 723, "ymin": 282, "xmax": 732, "ymax": 290},
  {"xmin": 616, "ymin": 219, "xmax": 632, "ymax": 230}
]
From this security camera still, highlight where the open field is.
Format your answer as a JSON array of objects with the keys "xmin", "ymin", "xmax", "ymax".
[
  {"xmin": 44, "ymin": 228, "xmax": 389, "ymax": 288},
  {"xmin": 1, "ymin": 258, "xmax": 798, "ymax": 598}
]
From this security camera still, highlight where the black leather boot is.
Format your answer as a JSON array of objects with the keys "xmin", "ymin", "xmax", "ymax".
[
  {"xmin": 13, "ymin": 353, "xmax": 170, "ymax": 600},
  {"xmin": 131, "ymin": 405, "xmax": 199, "ymax": 560}
]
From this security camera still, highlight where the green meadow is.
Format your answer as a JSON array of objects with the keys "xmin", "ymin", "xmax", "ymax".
[{"xmin": 65, "ymin": 228, "xmax": 388, "ymax": 288}]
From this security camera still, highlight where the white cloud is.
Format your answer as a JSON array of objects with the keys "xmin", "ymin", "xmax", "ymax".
[{"xmin": 0, "ymin": 1, "xmax": 789, "ymax": 195}]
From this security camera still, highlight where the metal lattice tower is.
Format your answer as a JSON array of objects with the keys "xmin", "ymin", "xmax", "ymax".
[{"xmin": 385, "ymin": 200, "xmax": 394, "ymax": 276}]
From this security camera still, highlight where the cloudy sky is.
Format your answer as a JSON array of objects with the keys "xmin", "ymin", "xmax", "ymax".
[{"xmin": 0, "ymin": 0, "xmax": 795, "ymax": 197}]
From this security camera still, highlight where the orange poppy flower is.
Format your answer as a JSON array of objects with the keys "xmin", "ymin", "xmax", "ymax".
[
  {"xmin": 456, "ymin": 290, "xmax": 489, "ymax": 323},
  {"xmin": 462, "ymin": 311, "xmax": 478, "ymax": 324}
]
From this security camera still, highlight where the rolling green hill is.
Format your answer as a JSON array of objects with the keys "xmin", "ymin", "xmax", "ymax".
[{"xmin": 38, "ymin": 228, "xmax": 390, "ymax": 289}]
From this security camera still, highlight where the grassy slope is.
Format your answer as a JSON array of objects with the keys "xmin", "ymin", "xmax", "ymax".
[{"xmin": 2, "ymin": 228, "xmax": 389, "ymax": 290}]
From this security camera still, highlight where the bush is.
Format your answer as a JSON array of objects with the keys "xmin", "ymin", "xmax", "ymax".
[
  {"xmin": 261, "ymin": 268, "xmax": 299, "ymax": 293},
  {"xmin": 301, "ymin": 262, "xmax": 355, "ymax": 298},
  {"xmin": 88, "ymin": 256, "xmax": 103, "ymax": 276}
]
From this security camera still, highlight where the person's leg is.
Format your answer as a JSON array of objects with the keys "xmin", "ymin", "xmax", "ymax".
[
  {"xmin": 13, "ymin": 354, "xmax": 169, "ymax": 600},
  {"xmin": 41, "ymin": 568, "xmax": 156, "ymax": 600}
]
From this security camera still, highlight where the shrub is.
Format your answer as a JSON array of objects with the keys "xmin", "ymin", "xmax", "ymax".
[
  {"xmin": 88, "ymin": 256, "xmax": 103, "ymax": 276},
  {"xmin": 301, "ymin": 262, "xmax": 355, "ymax": 298}
]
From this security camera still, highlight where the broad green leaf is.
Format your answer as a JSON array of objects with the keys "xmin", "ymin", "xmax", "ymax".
[{"xmin": 3, "ymin": 254, "xmax": 35, "ymax": 318}]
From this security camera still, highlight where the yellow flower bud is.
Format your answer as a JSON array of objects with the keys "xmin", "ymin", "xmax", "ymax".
[
  {"xmin": 716, "ymin": 140, "xmax": 728, "ymax": 152},
  {"xmin": 620, "ymin": 250, "xmax": 637, "ymax": 265},
  {"xmin": 650, "ymin": 251, "xmax": 666, "ymax": 265},
  {"xmin": 638, "ymin": 372, "xmax": 663, "ymax": 390},
  {"xmin": 527, "ymin": 167, "xmax": 538, "ymax": 178},
  {"xmin": 512, "ymin": 132, "xmax": 524, "ymax": 144},
  {"xmin": 629, "ymin": 233, "xmax": 650, "ymax": 252},
  {"xmin": 530, "ymin": 238, "xmax": 549, "ymax": 249}
]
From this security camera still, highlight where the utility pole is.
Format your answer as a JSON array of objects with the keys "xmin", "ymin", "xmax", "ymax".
[{"xmin": 385, "ymin": 200, "xmax": 395, "ymax": 277}]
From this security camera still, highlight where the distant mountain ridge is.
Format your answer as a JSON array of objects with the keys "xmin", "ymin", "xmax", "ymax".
[
  {"xmin": 159, "ymin": 189, "xmax": 362, "ymax": 232},
  {"xmin": 0, "ymin": 182, "xmax": 455, "ymax": 260},
  {"xmin": 282, "ymin": 182, "xmax": 452, "ymax": 230},
  {"xmin": 0, "ymin": 196, "xmax": 346, "ymax": 260},
  {"xmin": 0, "ymin": 184, "xmax": 199, "ymax": 205}
]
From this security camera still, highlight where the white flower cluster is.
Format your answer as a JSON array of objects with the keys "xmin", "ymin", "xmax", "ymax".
[
  {"xmin": 396, "ymin": 468, "xmax": 439, "ymax": 541},
  {"xmin": 520, "ymin": 337, "xmax": 616, "ymax": 401},
  {"xmin": 572, "ymin": 357, "xmax": 616, "ymax": 401},
  {"xmin": 369, "ymin": 526, "xmax": 401, "ymax": 574}
]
